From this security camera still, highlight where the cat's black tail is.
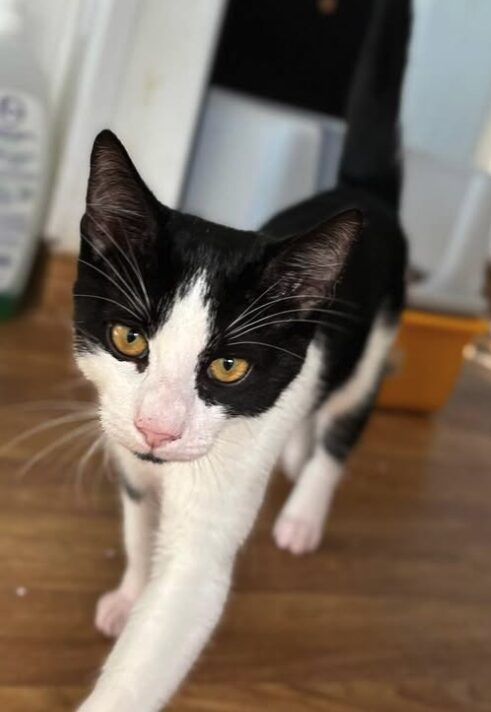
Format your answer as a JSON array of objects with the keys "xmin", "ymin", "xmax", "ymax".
[{"xmin": 338, "ymin": 0, "xmax": 412, "ymax": 210}]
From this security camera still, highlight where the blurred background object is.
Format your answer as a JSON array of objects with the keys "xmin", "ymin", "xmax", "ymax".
[
  {"xmin": 0, "ymin": 0, "xmax": 50, "ymax": 318},
  {"xmin": 2, "ymin": 0, "xmax": 491, "ymax": 393}
]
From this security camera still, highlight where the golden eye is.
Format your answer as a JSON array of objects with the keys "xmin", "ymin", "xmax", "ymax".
[
  {"xmin": 208, "ymin": 357, "xmax": 250, "ymax": 384},
  {"xmin": 110, "ymin": 324, "xmax": 148, "ymax": 358}
]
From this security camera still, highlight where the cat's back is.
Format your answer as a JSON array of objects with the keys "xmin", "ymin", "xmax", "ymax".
[
  {"xmin": 261, "ymin": 185, "xmax": 406, "ymax": 315},
  {"xmin": 262, "ymin": 186, "xmax": 404, "ymax": 254},
  {"xmin": 261, "ymin": 187, "xmax": 407, "ymax": 392}
]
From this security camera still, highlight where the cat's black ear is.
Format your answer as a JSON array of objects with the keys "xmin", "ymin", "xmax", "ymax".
[
  {"xmin": 264, "ymin": 209, "xmax": 363, "ymax": 305},
  {"xmin": 82, "ymin": 130, "xmax": 158, "ymax": 251}
]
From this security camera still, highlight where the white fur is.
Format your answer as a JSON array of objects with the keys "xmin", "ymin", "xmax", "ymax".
[
  {"xmin": 76, "ymin": 281, "xmax": 394, "ymax": 709},
  {"xmin": 275, "ymin": 449, "xmax": 342, "ymax": 554},
  {"xmin": 274, "ymin": 315, "xmax": 396, "ymax": 554},
  {"xmin": 77, "ymin": 307, "xmax": 323, "ymax": 710}
]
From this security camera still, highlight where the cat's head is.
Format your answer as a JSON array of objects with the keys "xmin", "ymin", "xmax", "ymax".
[{"xmin": 74, "ymin": 131, "xmax": 361, "ymax": 464}]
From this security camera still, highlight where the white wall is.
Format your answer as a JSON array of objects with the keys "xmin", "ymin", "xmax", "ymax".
[
  {"xmin": 401, "ymin": 0, "xmax": 491, "ymax": 265},
  {"xmin": 477, "ymin": 99, "xmax": 491, "ymax": 174},
  {"xmin": 25, "ymin": 0, "xmax": 81, "ymax": 111},
  {"xmin": 403, "ymin": 0, "xmax": 491, "ymax": 169}
]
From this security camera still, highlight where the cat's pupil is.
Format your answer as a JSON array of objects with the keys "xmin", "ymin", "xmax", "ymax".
[
  {"xmin": 127, "ymin": 330, "xmax": 138, "ymax": 344},
  {"xmin": 223, "ymin": 358, "xmax": 235, "ymax": 371}
]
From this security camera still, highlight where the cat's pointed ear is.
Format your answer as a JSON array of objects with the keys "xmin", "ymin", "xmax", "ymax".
[
  {"xmin": 82, "ymin": 130, "xmax": 158, "ymax": 251},
  {"xmin": 264, "ymin": 209, "xmax": 363, "ymax": 305}
]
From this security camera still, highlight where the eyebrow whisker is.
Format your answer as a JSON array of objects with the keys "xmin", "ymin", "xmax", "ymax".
[
  {"xmin": 73, "ymin": 293, "xmax": 142, "ymax": 321},
  {"xmin": 226, "ymin": 340, "xmax": 305, "ymax": 361}
]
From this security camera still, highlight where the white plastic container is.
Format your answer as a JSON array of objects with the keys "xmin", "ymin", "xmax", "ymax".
[
  {"xmin": 0, "ymin": 0, "xmax": 49, "ymax": 319},
  {"xmin": 182, "ymin": 88, "xmax": 326, "ymax": 230}
]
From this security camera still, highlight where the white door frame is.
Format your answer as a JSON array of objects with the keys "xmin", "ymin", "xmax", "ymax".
[{"xmin": 46, "ymin": 0, "xmax": 226, "ymax": 252}]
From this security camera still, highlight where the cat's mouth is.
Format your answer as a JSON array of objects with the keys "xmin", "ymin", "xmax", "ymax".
[
  {"xmin": 133, "ymin": 451, "xmax": 166, "ymax": 465},
  {"xmin": 130, "ymin": 447, "xmax": 209, "ymax": 464}
]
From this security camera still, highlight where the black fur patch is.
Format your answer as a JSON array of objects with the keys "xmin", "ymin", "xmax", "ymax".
[
  {"xmin": 323, "ymin": 394, "xmax": 375, "ymax": 462},
  {"xmin": 133, "ymin": 452, "xmax": 166, "ymax": 465},
  {"xmin": 120, "ymin": 474, "xmax": 145, "ymax": 502}
]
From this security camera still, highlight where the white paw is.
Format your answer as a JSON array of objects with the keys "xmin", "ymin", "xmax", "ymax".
[
  {"xmin": 95, "ymin": 588, "xmax": 135, "ymax": 638},
  {"xmin": 273, "ymin": 514, "xmax": 323, "ymax": 555}
]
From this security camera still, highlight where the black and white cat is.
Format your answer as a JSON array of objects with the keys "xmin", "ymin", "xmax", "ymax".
[{"xmin": 74, "ymin": 1, "xmax": 410, "ymax": 709}]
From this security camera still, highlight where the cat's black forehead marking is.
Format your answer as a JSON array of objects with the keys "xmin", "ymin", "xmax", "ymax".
[{"xmin": 74, "ymin": 209, "xmax": 266, "ymax": 345}]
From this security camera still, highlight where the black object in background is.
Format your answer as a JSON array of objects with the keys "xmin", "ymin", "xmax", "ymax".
[{"xmin": 212, "ymin": 0, "xmax": 375, "ymax": 117}]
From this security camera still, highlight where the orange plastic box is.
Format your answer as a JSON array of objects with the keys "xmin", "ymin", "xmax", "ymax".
[{"xmin": 377, "ymin": 309, "xmax": 489, "ymax": 412}]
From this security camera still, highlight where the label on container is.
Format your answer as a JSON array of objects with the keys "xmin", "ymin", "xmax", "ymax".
[{"xmin": 0, "ymin": 89, "xmax": 44, "ymax": 294}]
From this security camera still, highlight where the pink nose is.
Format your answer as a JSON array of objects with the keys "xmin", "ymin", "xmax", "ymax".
[{"xmin": 135, "ymin": 421, "xmax": 181, "ymax": 449}]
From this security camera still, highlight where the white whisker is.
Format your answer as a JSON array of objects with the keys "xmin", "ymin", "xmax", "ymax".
[
  {"xmin": 228, "ymin": 306, "xmax": 360, "ymax": 339},
  {"xmin": 225, "ymin": 278, "xmax": 283, "ymax": 332},
  {"xmin": 121, "ymin": 227, "xmax": 152, "ymax": 313},
  {"xmin": 227, "ymin": 293, "xmax": 358, "ymax": 334},
  {"xmin": 81, "ymin": 230, "xmax": 145, "ymax": 304},
  {"xmin": 0, "ymin": 410, "xmax": 98, "ymax": 454},
  {"xmin": 87, "ymin": 203, "xmax": 146, "ymax": 220},
  {"xmin": 73, "ymin": 293, "xmax": 142, "ymax": 321},
  {"xmin": 2, "ymin": 400, "xmax": 95, "ymax": 413},
  {"xmin": 73, "ymin": 323, "xmax": 100, "ymax": 347},
  {"xmin": 16, "ymin": 422, "xmax": 99, "ymax": 481},
  {"xmin": 84, "ymin": 221, "xmax": 152, "ymax": 315},
  {"xmin": 75, "ymin": 432, "xmax": 105, "ymax": 499},
  {"xmin": 229, "ymin": 316, "xmax": 349, "ymax": 339},
  {"xmin": 78, "ymin": 252, "xmax": 146, "ymax": 319},
  {"xmin": 227, "ymin": 340, "xmax": 304, "ymax": 361}
]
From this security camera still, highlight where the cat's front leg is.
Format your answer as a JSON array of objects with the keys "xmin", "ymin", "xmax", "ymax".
[
  {"xmin": 78, "ymin": 564, "xmax": 231, "ymax": 712},
  {"xmin": 95, "ymin": 483, "xmax": 156, "ymax": 638},
  {"xmin": 77, "ymin": 460, "xmax": 268, "ymax": 712}
]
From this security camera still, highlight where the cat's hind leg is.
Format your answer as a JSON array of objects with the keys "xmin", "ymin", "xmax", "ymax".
[
  {"xmin": 274, "ymin": 315, "xmax": 396, "ymax": 555},
  {"xmin": 279, "ymin": 416, "xmax": 314, "ymax": 482},
  {"xmin": 273, "ymin": 400, "xmax": 372, "ymax": 555}
]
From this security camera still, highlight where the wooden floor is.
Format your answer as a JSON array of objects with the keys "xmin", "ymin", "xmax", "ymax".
[{"xmin": 1, "ymin": 254, "xmax": 491, "ymax": 711}]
